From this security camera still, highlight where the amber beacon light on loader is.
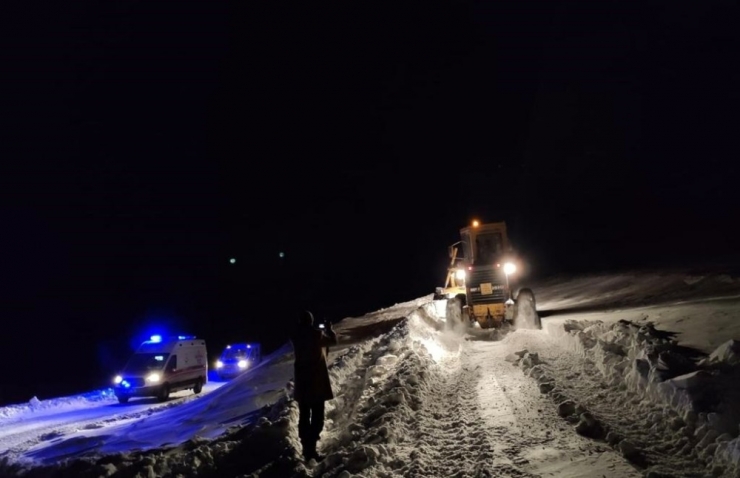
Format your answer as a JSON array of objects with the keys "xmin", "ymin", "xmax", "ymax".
[{"xmin": 434, "ymin": 220, "xmax": 541, "ymax": 331}]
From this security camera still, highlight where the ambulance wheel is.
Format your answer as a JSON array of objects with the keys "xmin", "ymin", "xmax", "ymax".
[
  {"xmin": 157, "ymin": 384, "xmax": 170, "ymax": 402},
  {"xmin": 193, "ymin": 378, "xmax": 203, "ymax": 394},
  {"xmin": 117, "ymin": 396, "xmax": 129, "ymax": 404}
]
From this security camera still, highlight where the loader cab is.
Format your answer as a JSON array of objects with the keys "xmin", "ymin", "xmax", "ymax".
[
  {"xmin": 459, "ymin": 221, "xmax": 518, "ymax": 328},
  {"xmin": 460, "ymin": 222, "xmax": 512, "ymax": 265}
]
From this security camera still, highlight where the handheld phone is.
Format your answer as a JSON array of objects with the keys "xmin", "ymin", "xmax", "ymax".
[{"xmin": 318, "ymin": 323, "xmax": 325, "ymax": 329}]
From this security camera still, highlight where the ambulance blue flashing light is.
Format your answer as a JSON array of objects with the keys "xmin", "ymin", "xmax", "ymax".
[{"xmin": 148, "ymin": 334, "xmax": 195, "ymax": 344}]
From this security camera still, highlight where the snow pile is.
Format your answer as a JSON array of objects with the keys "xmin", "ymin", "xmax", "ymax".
[
  {"xmin": 510, "ymin": 317, "xmax": 740, "ymax": 477},
  {"xmin": 703, "ymin": 339, "xmax": 740, "ymax": 367},
  {"xmin": 0, "ymin": 389, "xmax": 117, "ymax": 420},
  {"xmin": 300, "ymin": 310, "xmax": 463, "ymax": 476}
]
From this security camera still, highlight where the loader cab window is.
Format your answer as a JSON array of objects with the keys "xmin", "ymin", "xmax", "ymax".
[
  {"xmin": 460, "ymin": 232, "xmax": 472, "ymax": 263},
  {"xmin": 475, "ymin": 233, "xmax": 504, "ymax": 264}
]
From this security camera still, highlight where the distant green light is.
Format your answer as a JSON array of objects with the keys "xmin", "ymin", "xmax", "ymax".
[
  {"xmin": 279, "ymin": 252, "xmax": 285, "ymax": 258},
  {"xmin": 229, "ymin": 258, "xmax": 236, "ymax": 264}
]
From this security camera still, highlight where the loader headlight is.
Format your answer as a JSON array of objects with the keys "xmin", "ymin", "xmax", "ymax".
[
  {"xmin": 238, "ymin": 359, "xmax": 248, "ymax": 369},
  {"xmin": 503, "ymin": 262, "xmax": 516, "ymax": 275},
  {"xmin": 146, "ymin": 373, "xmax": 161, "ymax": 383},
  {"xmin": 455, "ymin": 269, "xmax": 466, "ymax": 280}
]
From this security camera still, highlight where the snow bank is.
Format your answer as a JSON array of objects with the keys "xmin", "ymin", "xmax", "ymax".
[
  {"xmin": 532, "ymin": 318, "xmax": 740, "ymax": 476},
  {"xmin": 305, "ymin": 309, "xmax": 463, "ymax": 476},
  {"xmin": 703, "ymin": 339, "xmax": 740, "ymax": 367},
  {"xmin": 0, "ymin": 389, "xmax": 117, "ymax": 420}
]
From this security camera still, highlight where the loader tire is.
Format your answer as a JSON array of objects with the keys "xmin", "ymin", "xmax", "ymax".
[
  {"xmin": 515, "ymin": 288, "xmax": 541, "ymax": 329},
  {"xmin": 445, "ymin": 295, "xmax": 466, "ymax": 331}
]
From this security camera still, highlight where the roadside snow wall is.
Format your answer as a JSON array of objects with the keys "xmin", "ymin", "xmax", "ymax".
[{"xmin": 547, "ymin": 319, "xmax": 740, "ymax": 476}]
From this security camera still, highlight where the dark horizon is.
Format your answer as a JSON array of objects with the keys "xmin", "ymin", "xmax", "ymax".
[{"xmin": 1, "ymin": 0, "xmax": 738, "ymax": 406}]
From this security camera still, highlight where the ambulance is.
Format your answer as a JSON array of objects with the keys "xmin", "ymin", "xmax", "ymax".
[
  {"xmin": 113, "ymin": 335, "xmax": 208, "ymax": 404},
  {"xmin": 215, "ymin": 342, "xmax": 261, "ymax": 380}
]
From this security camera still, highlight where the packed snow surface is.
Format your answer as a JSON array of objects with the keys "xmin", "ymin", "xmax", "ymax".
[{"xmin": 2, "ymin": 271, "xmax": 740, "ymax": 477}]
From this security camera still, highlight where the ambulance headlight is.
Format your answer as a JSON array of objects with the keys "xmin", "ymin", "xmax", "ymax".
[
  {"xmin": 238, "ymin": 359, "xmax": 248, "ymax": 369},
  {"xmin": 146, "ymin": 373, "xmax": 161, "ymax": 383},
  {"xmin": 113, "ymin": 375, "xmax": 123, "ymax": 384},
  {"xmin": 503, "ymin": 262, "xmax": 516, "ymax": 275},
  {"xmin": 216, "ymin": 360, "xmax": 223, "ymax": 369}
]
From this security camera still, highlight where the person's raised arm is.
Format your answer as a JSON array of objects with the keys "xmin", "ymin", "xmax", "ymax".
[{"xmin": 321, "ymin": 322, "xmax": 338, "ymax": 346}]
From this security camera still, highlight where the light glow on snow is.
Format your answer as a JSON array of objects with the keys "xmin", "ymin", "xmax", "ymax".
[{"xmin": 417, "ymin": 337, "xmax": 448, "ymax": 363}]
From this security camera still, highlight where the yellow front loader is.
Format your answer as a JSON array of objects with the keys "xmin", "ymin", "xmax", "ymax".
[{"xmin": 435, "ymin": 220, "xmax": 540, "ymax": 331}]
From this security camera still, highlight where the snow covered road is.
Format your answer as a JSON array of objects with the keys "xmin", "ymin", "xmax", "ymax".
[
  {"xmin": 471, "ymin": 338, "xmax": 641, "ymax": 477},
  {"xmin": 300, "ymin": 307, "xmax": 642, "ymax": 478},
  {"xmin": 0, "ymin": 383, "xmax": 223, "ymax": 466}
]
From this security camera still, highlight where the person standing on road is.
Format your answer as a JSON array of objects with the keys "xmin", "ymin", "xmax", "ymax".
[{"xmin": 289, "ymin": 310, "xmax": 338, "ymax": 461}]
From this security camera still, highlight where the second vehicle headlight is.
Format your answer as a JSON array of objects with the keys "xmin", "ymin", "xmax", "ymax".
[
  {"xmin": 238, "ymin": 359, "xmax": 248, "ymax": 369},
  {"xmin": 146, "ymin": 373, "xmax": 161, "ymax": 383}
]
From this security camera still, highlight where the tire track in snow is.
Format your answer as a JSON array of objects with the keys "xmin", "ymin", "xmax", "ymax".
[
  {"xmin": 519, "ymin": 323, "xmax": 715, "ymax": 477},
  {"xmin": 404, "ymin": 346, "xmax": 538, "ymax": 478},
  {"xmin": 470, "ymin": 333, "xmax": 643, "ymax": 478}
]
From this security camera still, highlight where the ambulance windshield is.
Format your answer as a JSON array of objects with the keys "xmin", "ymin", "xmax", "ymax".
[
  {"xmin": 222, "ymin": 346, "xmax": 257, "ymax": 361},
  {"xmin": 124, "ymin": 353, "xmax": 170, "ymax": 374}
]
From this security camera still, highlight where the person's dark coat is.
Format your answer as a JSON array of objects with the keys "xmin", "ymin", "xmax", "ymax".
[{"xmin": 290, "ymin": 321, "xmax": 337, "ymax": 403}]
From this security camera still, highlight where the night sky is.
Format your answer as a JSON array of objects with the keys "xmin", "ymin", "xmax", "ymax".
[{"xmin": 1, "ymin": 0, "xmax": 738, "ymax": 405}]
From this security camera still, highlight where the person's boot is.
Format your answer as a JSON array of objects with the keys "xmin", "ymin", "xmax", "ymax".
[
  {"xmin": 305, "ymin": 440, "xmax": 325, "ymax": 462},
  {"xmin": 310, "ymin": 438, "xmax": 325, "ymax": 462},
  {"xmin": 309, "ymin": 446, "xmax": 324, "ymax": 462},
  {"xmin": 300, "ymin": 438, "xmax": 314, "ymax": 461}
]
